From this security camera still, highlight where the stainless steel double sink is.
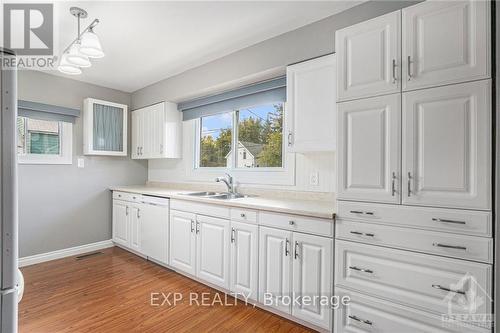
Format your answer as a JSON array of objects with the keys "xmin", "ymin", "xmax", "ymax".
[{"xmin": 180, "ymin": 191, "xmax": 249, "ymax": 200}]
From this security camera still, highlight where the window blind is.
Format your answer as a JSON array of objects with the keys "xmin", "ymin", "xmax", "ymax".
[
  {"xmin": 18, "ymin": 100, "xmax": 80, "ymax": 123},
  {"xmin": 178, "ymin": 76, "xmax": 286, "ymax": 121}
]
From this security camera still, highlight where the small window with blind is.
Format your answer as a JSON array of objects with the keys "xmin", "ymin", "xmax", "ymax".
[{"xmin": 17, "ymin": 101, "xmax": 77, "ymax": 164}]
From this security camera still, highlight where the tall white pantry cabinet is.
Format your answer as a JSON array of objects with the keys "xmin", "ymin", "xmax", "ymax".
[{"xmin": 335, "ymin": 1, "xmax": 493, "ymax": 332}]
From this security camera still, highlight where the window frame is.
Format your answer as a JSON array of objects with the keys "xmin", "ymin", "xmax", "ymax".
[
  {"xmin": 17, "ymin": 119, "xmax": 73, "ymax": 165},
  {"xmin": 195, "ymin": 103, "xmax": 286, "ymax": 171}
]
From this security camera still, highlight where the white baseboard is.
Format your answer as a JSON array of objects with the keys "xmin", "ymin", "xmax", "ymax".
[{"xmin": 19, "ymin": 240, "xmax": 114, "ymax": 267}]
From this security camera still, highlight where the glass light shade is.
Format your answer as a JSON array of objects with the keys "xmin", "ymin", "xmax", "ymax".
[
  {"xmin": 79, "ymin": 31, "xmax": 105, "ymax": 58},
  {"xmin": 66, "ymin": 43, "xmax": 91, "ymax": 67},
  {"xmin": 58, "ymin": 53, "xmax": 82, "ymax": 75}
]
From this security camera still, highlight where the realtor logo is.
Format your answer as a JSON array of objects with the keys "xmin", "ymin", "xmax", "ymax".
[{"xmin": 3, "ymin": 3, "xmax": 53, "ymax": 55}]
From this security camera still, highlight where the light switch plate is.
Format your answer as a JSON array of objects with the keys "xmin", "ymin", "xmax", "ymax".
[{"xmin": 77, "ymin": 157, "xmax": 85, "ymax": 168}]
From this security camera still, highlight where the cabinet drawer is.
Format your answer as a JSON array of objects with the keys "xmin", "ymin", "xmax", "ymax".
[
  {"xmin": 335, "ymin": 240, "xmax": 492, "ymax": 317},
  {"xmin": 113, "ymin": 191, "xmax": 142, "ymax": 202},
  {"xmin": 336, "ymin": 220, "xmax": 493, "ymax": 263},
  {"xmin": 230, "ymin": 208, "xmax": 257, "ymax": 224},
  {"xmin": 259, "ymin": 211, "xmax": 333, "ymax": 237},
  {"xmin": 337, "ymin": 201, "xmax": 492, "ymax": 236},
  {"xmin": 335, "ymin": 287, "xmax": 489, "ymax": 333},
  {"xmin": 170, "ymin": 199, "xmax": 230, "ymax": 219}
]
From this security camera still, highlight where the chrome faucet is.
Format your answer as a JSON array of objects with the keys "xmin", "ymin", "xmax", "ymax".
[{"xmin": 215, "ymin": 173, "xmax": 235, "ymax": 194}]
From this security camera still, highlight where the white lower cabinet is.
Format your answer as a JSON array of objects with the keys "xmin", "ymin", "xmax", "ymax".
[
  {"xmin": 258, "ymin": 226, "xmax": 333, "ymax": 330},
  {"xmin": 112, "ymin": 200, "xmax": 129, "ymax": 247},
  {"xmin": 196, "ymin": 215, "xmax": 230, "ymax": 289},
  {"xmin": 169, "ymin": 210, "xmax": 197, "ymax": 275},
  {"xmin": 291, "ymin": 232, "xmax": 333, "ymax": 330},
  {"xmin": 230, "ymin": 221, "xmax": 258, "ymax": 300},
  {"xmin": 258, "ymin": 226, "xmax": 292, "ymax": 314},
  {"xmin": 129, "ymin": 206, "xmax": 141, "ymax": 253}
]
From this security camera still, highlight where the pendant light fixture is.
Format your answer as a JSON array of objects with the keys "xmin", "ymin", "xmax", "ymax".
[{"xmin": 57, "ymin": 7, "xmax": 104, "ymax": 75}]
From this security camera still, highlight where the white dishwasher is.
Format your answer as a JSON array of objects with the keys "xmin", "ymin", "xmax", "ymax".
[{"xmin": 140, "ymin": 195, "xmax": 169, "ymax": 265}]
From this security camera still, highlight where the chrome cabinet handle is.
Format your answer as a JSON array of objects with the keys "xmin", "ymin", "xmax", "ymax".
[
  {"xmin": 407, "ymin": 172, "xmax": 412, "ymax": 197},
  {"xmin": 392, "ymin": 59, "xmax": 397, "ymax": 84},
  {"xmin": 231, "ymin": 228, "xmax": 235, "ymax": 243},
  {"xmin": 196, "ymin": 222, "xmax": 200, "ymax": 234},
  {"xmin": 349, "ymin": 315, "xmax": 373, "ymax": 326},
  {"xmin": 350, "ymin": 231, "xmax": 375, "ymax": 237},
  {"xmin": 349, "ymin": 210, "xmax": 374, "ymax": 216},
  {"xmin": 407, "ymin": 55, "xmax": 412, "ymax": 80},
  {"xmin": 126, "ymin": 206, "xmax": 129, "ymax": 216},
  {"xmin": 190, "ymin": 220, "xmax": 195, "ymax": 233},
  {"xmin": 294, "ymin": 241, "xmax": 299, "ymax": 260},
  {"xmin": 137, "ymin": 209, "xmax": 140, "ymax": 219},
  {"xmin": 240, "ymin": 213, "xmax": 246, "ymax": 218},
  {"xmin": 289, "ymin": 220, "xmax": 295, "ymax": 225},
  {"xmin": 432, "ymin": 218, "xmax": 466, "ymax": 225},
  {"xmin": 433, "ymin": 243, "xmax": 467, "ymax": 251},
  {"xmin": 285, "ymin": 238, "xmax": 290, "ymax": 256},
  {"xmin": 287, "ymin": 131, "xmax": 293, "ymax": 147},
  {"xmin": 391, "ymin": 172, "xmax": 397, "ymax": 196},
  {"xmin": 432, "ymin": 284, "xmax": 465, "ymax": 295},
  {"xmin": 349, "ymin": 266, "xmax": 373, "ymax": 274}
]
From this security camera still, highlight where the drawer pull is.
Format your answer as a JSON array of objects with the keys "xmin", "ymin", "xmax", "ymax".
[
  {"xmin": 350, "ymin": 231, "xmax": 375, "ymax": 237},
  {"xmin": 432, "ymin": 284, "xmax": 465, "ymax": 295},
  {"xmin": 349, "ymin": 210, "xmax": 374, "ymax": 216},
  {"xmin": 433, "ymin": 243, "xmax": 466, "ymax": 251},
  {"xmin": 348, "ymin": 315, "xmax": 373, "ymax": 326},
  {"xmin": 349, "ymin": 266, "xmax": 373, "ymax": 274},
  {"xmin": 432, "ymin": 218, "xmax": 466, "ymax": 225},
  {"xmin": 289, "ymin": 220, "xmax": 295, "ymax": 225},
  {"xmin": 240, "ymin": 213, "xmax": 246, "ymax": 218}
]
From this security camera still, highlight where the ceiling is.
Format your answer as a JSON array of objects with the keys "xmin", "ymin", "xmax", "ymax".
[{"xmin": 51, "ymin": 1, "xmax": 361, "ymax": 92}]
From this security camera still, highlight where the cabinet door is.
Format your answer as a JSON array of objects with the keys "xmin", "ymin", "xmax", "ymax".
[
  {"xmin": 230, "ymin": 221, "xmax": 258, "ymax": 300},
  {"xmin": 129, "ymin": 205, "xmax": 141, "ymax": 253},
  {"xmin": 336, "ymin": 11, "xmax": 400, "ymax": 101},
  {"xmin": 112, "ymin": 200, "xmax": 129, "ymax": 247},
  {"xmin": 292, "ymin": 233, "xmax": 333, "ymax": 330},
  {"xmin": 141, "ymin": 203, "xmax": 168, "ymax": 264},
  {"xmin": 141, "ymin": 110, "xmax": 152, "ymax": 159},
  {"xmin": 196, "ymin": 215, "xmax": 230, "ymax": 289},
  {"xmin": 153, "ymin": 103, "xmax": 165, "ymax": 158},
  {"xmin": 131, "ymin": 111, "xmax": 140, "ymax": 159},
  {"xmin": 337, "ymin": 94, "xmax": 401, "ymax": 204},
  {"xmin": 286, "ymin": 54, "xmax": 336, "ymax": 152},
  {"xmin": 402, "ymin": 1, "xmax": 490, "ymax": 90},
  {"xmin": 258, "ymin": 226, "xmax": 292, "ymax": 314},
  {"xmin": 169, "ymin": 210, "xmax": 196, "ymax": 275},
  {"xmin": 403, "ymin": 80, "xmax": 491, "ymax": 210}
]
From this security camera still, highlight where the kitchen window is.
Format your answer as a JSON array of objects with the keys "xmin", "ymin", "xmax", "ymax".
[
  {"xmin": 17, "ymin": 100, "xmax": 77, "ymax": 165},
  {"xmin": 197, "ymin": 102, "xmax": 284, "ymax": 170}
]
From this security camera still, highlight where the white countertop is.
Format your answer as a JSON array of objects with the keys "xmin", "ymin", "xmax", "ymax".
[{"xmin": 110, "ymin": 185, "xmax": 335, "ymax": 220}]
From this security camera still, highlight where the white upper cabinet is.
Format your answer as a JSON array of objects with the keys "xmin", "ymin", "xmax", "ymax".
[
  {"xmin": 402, "ymin": 0, "xmax": 490, "ymax": 91},
  {"xmin": 337, "ymin": 94, "xmax": 401, "ymax": 204},
  {"xmin": 291, "ymin": 233, "xmax": 333, "ymax": 330},
  {"xmin": 286, "ymin": 54, "xmax": 336, "ymax": 152},
  {"xmin": 83, "ymin": 98, "xmax": 128, "ymax": 156},
  {"xmin": 336, "ymin": 11, "xmax": 401, "ymax": 102},
  {"xmin": 403, "ymin": 80, "xmax": 491, "ymax": 210},
  {"xmin": 132, "ymin": 101, "xmax": 182, "ymax": 159}
]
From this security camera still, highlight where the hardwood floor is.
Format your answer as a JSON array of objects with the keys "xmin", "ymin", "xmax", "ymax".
[{"xmin": 19, "ymin": 247, "xmax": 315, "ymax": 333}]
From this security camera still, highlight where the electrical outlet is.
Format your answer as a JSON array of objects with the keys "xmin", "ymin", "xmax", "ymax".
[{"xmin": 310, "ymin": 172, "xmax": 319, "ymax": 186}]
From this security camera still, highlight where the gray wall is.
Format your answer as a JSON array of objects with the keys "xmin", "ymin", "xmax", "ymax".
[
  {"xmin": 132, "ymin": 0, "xmax": 421, "ymax": 108},
  {"xmin": 18, "ymin": 71, "xmax": 147, "ymax": 257}
]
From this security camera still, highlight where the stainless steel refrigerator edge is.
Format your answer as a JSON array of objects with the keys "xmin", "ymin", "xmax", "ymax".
[{"xmin": 0, "ymin": 49, "xmax": 19, "ymax": 333}]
